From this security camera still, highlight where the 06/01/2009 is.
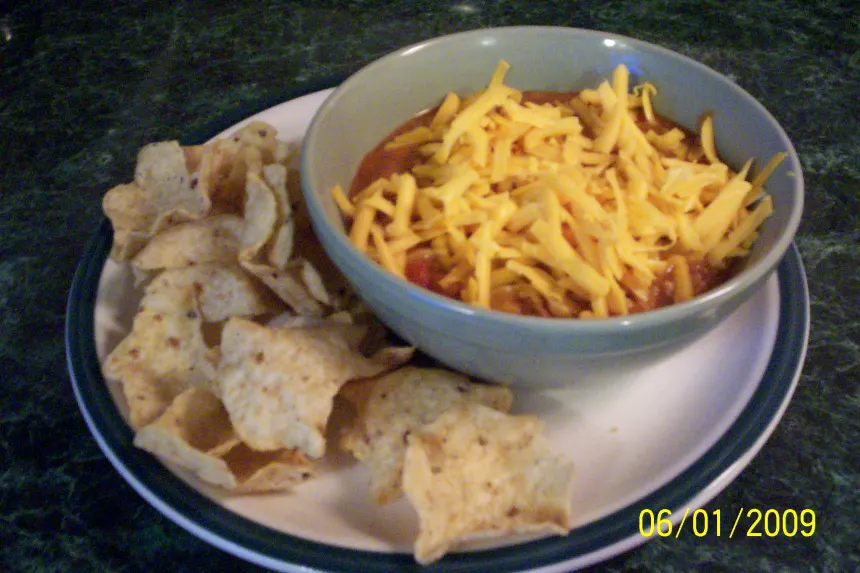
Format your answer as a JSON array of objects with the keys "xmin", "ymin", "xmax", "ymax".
[{"xmin": 638, "ymin": 507, "xmax": 816, "ymax": 539}]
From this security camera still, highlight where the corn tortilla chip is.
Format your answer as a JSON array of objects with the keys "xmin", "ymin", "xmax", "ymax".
[
  {"xmin": 274, "ymin": 140, "xmax": 295, "ymax": 165},
  {"xmin": 220, "ymin": 442, "xmax": 315, "ymax": 493},
  {"xmin": 134, "ymin": 388, "xmax": 240, "ymax": 490},
  {"xmin": 182, "ymin": 144, "xmax": 207, "ymax": 174},
  {"xmin": 240, "ymin": 171, "xmax": 278, "ymax": 262},
  {"xmin": 366, "ymin": 345, "xmax": 416, "ymax": 370},
  {"xmin": 104, "ymin": 280, "xmax": 212, "ymax": 427},
  {"xmin": 263, "ymin": 163, "xmax": 295, "ymax": 269},
  {"xmin": 117, "ymin": 366, "xmax": 177, "ymax": 430},
  {"xmin": 294, "ymin": 229, "xmax": 354, "ymax": 311},
  {"xmin": 339, "ymin": 367, "xmax": 512, "ymax": 505},
  {"xmin": 136, "ymin": 141, "xmax": 210, "ymax": 233},
  {"xmin": 240, "ymin": 259, "xmax": 323, "ymax": 316},
  {"xmin": 217, "ymin": 317, "xmax": 396, "ymax": 457},
  {"xmin": 269, "ymin": 225, "xmax": 295, "ymax": 270},
  {"xmin": 231, "ymin": 121, "xmax": 279, "ymax": 162},
  {"xmin": 131, "ymin": 214, "xmax": 243, "ymax": 272},
  {"xmin": 195, "ymin": 139, "xmax": 245, "ymax": 214},
  {"xmin": 145, "ymin": 263, "xmax": 282, "ymax": 323},
  {"xmin": 102, "ymin": 182, "xmax": 156, "ymax": 261},
  {"xmin": 403, "ymin": 403, "xmax": 575, "ymax": 565},
  {"xmin": 104, "ymin": 141, "xmax": 212, "ymax": 261},
  {"xmin": 134, "ymin": 388, "xmax": 315, "ymax": 492},
  {"xmin": 299, "ymin": 259, "xmax": 332, "ymax": 305}
]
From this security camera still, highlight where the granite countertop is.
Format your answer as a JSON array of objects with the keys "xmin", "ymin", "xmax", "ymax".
[{"xmin": 1, "ymin": 1, "xmax": 857, "ymax": 572}]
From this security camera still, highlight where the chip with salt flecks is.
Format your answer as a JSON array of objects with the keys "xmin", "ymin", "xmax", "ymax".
[
  {"xmin": 117, "ymin": 365, "xmax": 177, "ymax": 430},
  {"xmin": 136, "ymin": 141, "xmax": 211, "ymax": 234},
  {"xmin": 103, "ymin": 141, "xmax": 212, "ymax": 262},
  {"xmin": 103, "ymin": 279, "xmax": 213, "ymax": 428},
  {"xmin": 133, "ymin": 387, "xmax": 240, "ymax": 489},
  {"xmin": 193, "ymin": 138, "xmax": 247, "ymax": 214},
  {"xmin": 133, "ymin": 387, "xmax": 315, "ymax": 492},
  {"xmin": 131, "ymin": 214, "xmax": 244, "ymax": 272},
  {"xmin": 339, "ymin": 367, "xmax": 512, "ymax": 505},
  {"xmin": 217, "ymin": 317, "xmax": 396, "ymax": 458},
  {"xmin": 236, "ymin": 167, "xmax": 328, "ymax": 315},
  {"xmin": 402, "ymin": 403, "xmax": 575, "ymax": 565},
  {"xmin": 144, "ymin": 263, "xmax": 282, "ymax": 323},
  {"xmin": 266, "ymin": 311, "xmax": 415, "ymax": 366},
  {"xmin": 293, "ymin": 223, "xmax": 354, "ymax": 311},
  {"xmin": 299, "ymin": 259, "xmax": 332, "ymax": 305},
  {"xmin": 239, "ymin": 171, "xmax": 279, "ymax": 262},
  {"xmin": 102, "ymin": 182, "xmax": 155, "ymax": 261},
  {"xmin": 263, "ymin": 163, "xmax": 295, "ymax": 270},
  {"xmin": 240, "ymin": 258, "xmax": 323, "ymax": 316},
  {"xmin": 219, "ymin": 442, "xmax": 316, "ymax": 494},
  {"xmin": 232, "ymin": 121, "xmax": 280, "ymax": 162}
]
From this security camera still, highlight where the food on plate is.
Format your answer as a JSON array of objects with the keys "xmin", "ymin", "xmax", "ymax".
[
  {"xmin": 145, "ymin": 263, "xmax": 282, "ymax": 323},
  {"xmin": 103, "ymin": 276, "xmax": 214, "ymax": 429},
  {"xmin": 102, "ymin": 120, "xmax": 377, "ymax": 457},
  {"xmin": 339, "ymin": 367, "xmax": 514, "ymax": 504},
  {"xmin": 103, "ymin": 141, "xmax": 211, "ymax": 261},
  {"xmin": 134, "ymin": 387, "xmax": 316, "ymax": 493},
  {"xmin": 216, "ymin": 316, "xmax": 402, "ymax": 457},
  {"xmin": 100, "ymin": 121, "xmax": 575, "ymax": 564},
  {"xmin": 334, "ymin": 62, "xmax": 782, "ymax": 318},
  {"xmin": 402, "ymin": 402, "xmax": 575, "ymax": 565},
  {"xmin": 130, "ymin": 214, "xmax": 244, "ymax": 274}
]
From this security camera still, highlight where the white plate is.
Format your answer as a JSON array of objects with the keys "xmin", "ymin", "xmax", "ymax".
[{"xmin": 66, "ymin": 87, "xmax": 810, "ymax": 573}]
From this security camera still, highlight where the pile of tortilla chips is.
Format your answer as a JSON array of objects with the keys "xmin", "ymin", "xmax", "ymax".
[{"xmin": 101, "ymin": 123, "xmax": 575, "ymax": 564}]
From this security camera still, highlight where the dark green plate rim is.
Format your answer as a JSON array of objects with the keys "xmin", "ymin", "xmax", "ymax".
[{"xmin": 65, "ymin": 78, "xmax": 810, "ymax": 573}]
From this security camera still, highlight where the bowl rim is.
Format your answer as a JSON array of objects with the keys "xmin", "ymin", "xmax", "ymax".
[{"xmin": 301, "ymin": 25, "xmax": 804, "ymax": 334}]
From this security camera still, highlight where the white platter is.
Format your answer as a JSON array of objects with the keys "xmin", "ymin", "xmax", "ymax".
[{"xmin": 67, "ymin": 87, "xmax": 810, "ymax": 573}]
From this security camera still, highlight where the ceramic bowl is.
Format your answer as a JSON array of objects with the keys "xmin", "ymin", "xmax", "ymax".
[{"xmin": 300, "ymin": 26, "xmax": 803, "ymax": 386}]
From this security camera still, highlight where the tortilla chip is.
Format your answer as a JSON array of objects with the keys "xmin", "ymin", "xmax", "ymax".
[
  {"xmin": 135, "ymin": 141, "xmax": 210, "ymax": 233},
  {"xmin": 267, "ymin": 312, "xmax": 336, "ymax": 329},
  {"xmin": 134, "ymin": 388, "xmax": 314, "ymax": 492},
  {"xmin": 133, "ymin": 388, "xmax": 239, "ymax": 489},
  {"xmin": 232, "ymin": 121, "xmax": 279, "ymax": 162},
  {"xmin": 118, "ymin": 366, "xmax": 177, "ymax": 429},
  {"xmin": 217, "ymin": 317, "xmax": 395, "ymax": 457},
  {"xmin": 192, "ymin": 139, "xmax": 241, "ymax": 214},
  {"xmin": 114, "ymin": 230, "xmax": 153, "ymax": 262},
  {"xmin": 104, "ymin": 280, "xmax": 212, "ymax": 427},
  {"xmin": 298, "ymin": 260, "xmax": 332, "ymax": 305},
  {"xmin": 268, "ymin": 225, "xmax": 295, "ymax": 270},
  {"xmin": 144, "ymin": 263, "xmax": 282, "ymax": 323},
  {"xmin": 240, "ymin": 171, "xmax": 278, "ymax": 261},
  {"xmin": 274, "ymin": 140, "xmax": 296, "ymax": 165},
  {"xmin": 142, "ymin": 387, "xmax": 236, "ymax": 448},
  {"xmin": 367, "ymin": 346, "xmax": 416, "ymax": 370},
  {"xmin": 104, "ymin": 141, "xmax": 213, "ymax": 260},
  {"xmin": 220, "ymin": 442, "xmax": 315, "ymax": 493},
  {"xmin": 402, "ymin": 403, "xmax": 575, "ymax": 565},
  {"xmin": 222, "ymin": 142, "xmax": 260, "ymax": 209},
  {"xmin": 240, "ymin": 259, "xmax": 323, "ymax": 316},
  {"xmin": 102, "ymin": 182, "xmax": 156, "ymax": 261},
  {"xmin": 263, "ymin": 163, "xmax": 295, "ymax": 269},
  {"xmin": 182, "ymin": 144, "xmax": 207, "ymax": 174},
  {"xmin": 339, "ymin": 368, "xmax": 512, "ymax": 505},
  {"xmin": 296, "ymin": 232, "xmax": 354, "ymax": 311},
  {"xmin": 131, "ymin": 214, "xmax": 244, "ymax": 272}
]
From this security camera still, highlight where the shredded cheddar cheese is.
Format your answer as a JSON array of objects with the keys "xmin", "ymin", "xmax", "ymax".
[{"xmin": 332, "ymin": 62, "xmax": 781, "ymax": 317}]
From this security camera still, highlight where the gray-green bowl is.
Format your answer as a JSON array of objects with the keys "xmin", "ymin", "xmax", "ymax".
[{"xmin": 300, "ymin": 26, "xmax": 803, "ymax": 387}]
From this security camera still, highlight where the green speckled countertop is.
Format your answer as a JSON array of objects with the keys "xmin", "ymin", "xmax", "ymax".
[{"xmin": 1, "ymin": 1, "xmax": 857, "ymax": 572}]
